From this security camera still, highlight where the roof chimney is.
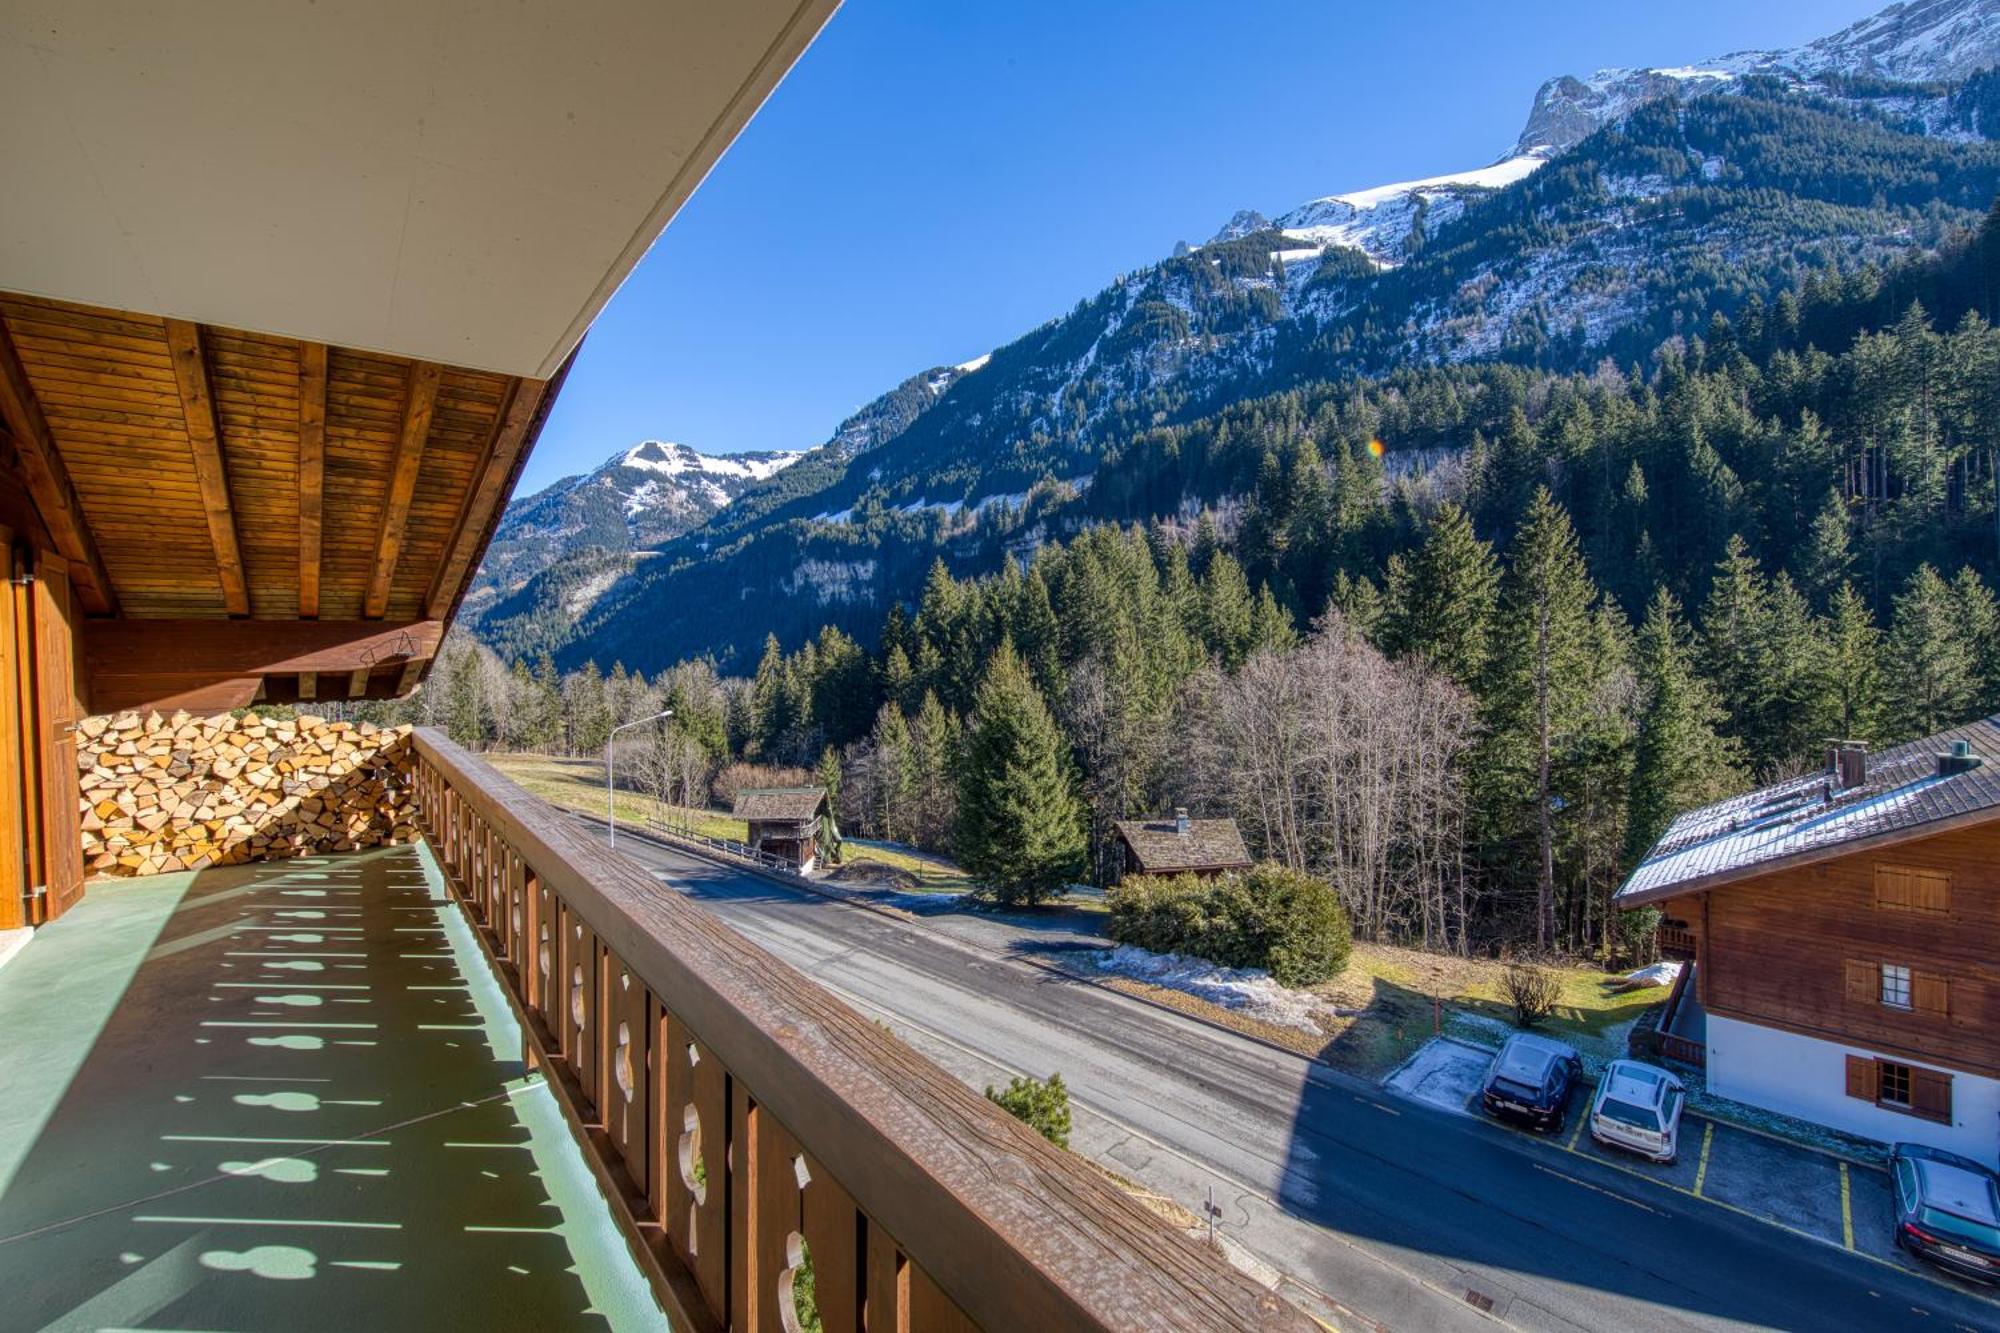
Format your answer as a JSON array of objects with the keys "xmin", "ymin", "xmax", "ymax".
[
  {"xmin": 1837, "ymin": 741, "xmax": 1868, "ymax": 791},
  {"xmin": 1174, "ymin": 807, "xmax": 1191, "ymax": 838},
  {"xmin": 1937, "ymin": 738, "xmax": 1985, "ymax": 778}
]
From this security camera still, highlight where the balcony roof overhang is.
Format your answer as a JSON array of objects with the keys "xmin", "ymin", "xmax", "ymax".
[
  {"xmin": 0, "ymin": 0, "xmax": 838, "ymax": 714},
  {"xmin": 0, "ymin": 0, "xmax": 837, "ymax": 379}
]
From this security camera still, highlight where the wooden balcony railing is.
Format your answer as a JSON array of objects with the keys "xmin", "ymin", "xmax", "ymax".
[
  {"xmin": 1656, "ymin": 923, "xmax": 1698, "ymax": 959},
  {"xmin": 1654, "ymin": 962, "xmax": 1706, "ymax": 1070},
  {"xmin": 410, "ymin": 729, "xmax": 1310, "ymax": 1333}
]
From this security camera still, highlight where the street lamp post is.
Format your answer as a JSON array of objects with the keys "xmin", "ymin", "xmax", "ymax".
[{"xmin": 606, "ymin": 709, "xmax": 672, "ymax": 847}]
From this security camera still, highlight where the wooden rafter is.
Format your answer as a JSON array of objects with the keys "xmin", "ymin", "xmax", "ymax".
[
  {"xmin": 298, "ymin": 342, "xmax": 328, "ymax": 618},
  {"xmin": 164, "ymin": 319, "xmax": 249, "ymax": 616},
  {"xmin": 425, "ymin": 374, "xmax": 547, "ymax": 618},
  {"xmin": 365, "ymin": 360, "xmax": 441, "ymax": 618},
  {"xmin": 347, "ymin": 666, "xmax": 371, "ymax": 698},
  {"xmin": 0, "ymin": 317, "xmax": 117, "ymax": 614},
  {"xmin": 297, "ymin": 671, "xmax": 317, "ymax": 701}
]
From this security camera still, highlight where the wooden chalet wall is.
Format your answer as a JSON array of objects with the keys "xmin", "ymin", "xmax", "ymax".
[{"xmin": 1680, "ymin": 820, "xmax": 2000, "ymax": 1078}]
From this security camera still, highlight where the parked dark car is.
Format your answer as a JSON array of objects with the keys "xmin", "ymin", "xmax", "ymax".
[
  {"xmin": 1892, "ymin": 1143, "xmax": 2000, "ymax": 1284},
  {"xmin": 1480, "ymin": 1033, "xmax": 1582, "ymax": 1132}
]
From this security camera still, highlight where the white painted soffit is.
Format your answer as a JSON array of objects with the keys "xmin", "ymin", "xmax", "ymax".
[{"xmin": 0, "ymin": 0, "xmax": 838, "ymax": 378}]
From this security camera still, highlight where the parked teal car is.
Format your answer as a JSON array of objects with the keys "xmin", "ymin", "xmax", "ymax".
[{"xmin": 1892, "ymin": 1143, "xmax": 2000, "ymax": 1284}]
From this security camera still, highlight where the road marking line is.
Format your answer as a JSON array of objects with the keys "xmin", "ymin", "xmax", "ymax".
[
  {"xmin": 1564, "ymin": 1110, "xmax": 1585, "ymax": 1151},
  {"xmin": 1841, "ymin": 1162, "xmax": 1855, "ymax": 1250},
  {"xmin": 1531, "ymin": 1162, "xmax": 1662, "ymax": 1214},
  {"xmin": 1693, "ymin": 1122, "xmax": 1713, "ymax": 1196}
]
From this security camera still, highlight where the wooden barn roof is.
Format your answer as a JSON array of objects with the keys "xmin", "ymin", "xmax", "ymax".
[
  {"xmin": 1114, "ymin": 817, "xmax": 1253, "ymax": 874},
  {"xmin": 733, "ymin": 787, "xmax": 829, "ymax": 824}
]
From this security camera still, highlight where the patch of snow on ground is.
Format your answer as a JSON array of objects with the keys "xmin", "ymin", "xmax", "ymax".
[
  {"xmin": 1382, "ymin": 1037, "xmax": 1490, "ymax": 1116},
  {"xmin": 1092, "ymin": 944, "xmax": 1330, "ymax": 1033},
  {"xmin": 956, "ymin": 352, "xmax": 992, "ymax": 374}
]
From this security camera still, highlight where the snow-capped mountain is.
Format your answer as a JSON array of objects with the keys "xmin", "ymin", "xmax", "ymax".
[
  {"xmin": 1518, "ymin": 0, "xmax": 2000, "ymax": 156},
  {"xmin": 467, "ymin": 441, "xmax": 803, "ymax": 610},
  {"xmin": 1238, "ymin": 0, "xmax": 2000, "ymax": 269},
  {"xmin": 477, "ymin": 0, "xmax": 2000, "ymax": 674}
]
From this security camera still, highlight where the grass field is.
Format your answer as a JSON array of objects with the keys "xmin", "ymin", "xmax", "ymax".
[
  {"xmin": 1316, "ymin": 942, "xmax": 1663, "ymax": 1077},
  {"xmin": 484, "ymin": 753, "xmax": 748, "ymax": 840},
  {"xmin": 484, "ymin": 752, "xmax": 977, "ymax": 891}
]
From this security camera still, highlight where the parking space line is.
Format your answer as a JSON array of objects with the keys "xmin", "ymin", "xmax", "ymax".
[
  {"xmin": 1548, "ymin": 1128, "xmax": 2000, "ymax": 1314},
  {"xmin": 1564, "ymin": 1108, "xmax": 1585, "ymax": 1151},
  {"xmin": 1693, "ymin": 1122, "xmax": 1713, "ymax": 1197},
  {"xmin": 1840, "ymin": 1162, "xmax": 1855, "ymax": 1250}
]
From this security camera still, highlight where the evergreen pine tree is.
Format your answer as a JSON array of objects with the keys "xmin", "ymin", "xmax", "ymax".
[
  {"xmin": 1481, "ymin": 488, "xmax": 1600, "ymax": 949},
  {"xmin": 1800, "ymin": 489, "xmax": 1854, "ymax": 609},
  {"xmin": 1625, "ymin": 588, "xmax": 1743, "ymax": 865},
  {"xmin": 1379, "ymin": 501, "xmax": 1499, "ymax": 687},
  {"xmin": 955, "ymin": 644, "xmax": 1087, "ymax": 906},
  {"xmin": 1816, "ymin": 583, "xmax": 1886, "ymax": 742},
  {"xmin": 1950, "ymin": 566, "xmax": 2000, "ymax": 714},
  {"xmin": 1887, "ymin": 564, "xmax": 1978, "ymax": 737}
]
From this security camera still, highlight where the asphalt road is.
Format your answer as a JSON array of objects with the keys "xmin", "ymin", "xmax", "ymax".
[{"xmin": 591, "ymin": 822, "xmax": 2000, "ymax": 1333}]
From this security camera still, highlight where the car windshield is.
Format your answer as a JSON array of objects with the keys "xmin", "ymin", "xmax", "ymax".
[{"xmin": 1597, "ymin": 1098, "xmax": 1659, "ymax": 1132}]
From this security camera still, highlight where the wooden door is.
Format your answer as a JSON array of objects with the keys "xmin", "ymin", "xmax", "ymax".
[
  {"xmin": 29, "ymin": 555, "xmax": 83, "ymax": 920},
  {"xmin": 0, "ymin": 528, "xmax": 25, "ymax": 931}
]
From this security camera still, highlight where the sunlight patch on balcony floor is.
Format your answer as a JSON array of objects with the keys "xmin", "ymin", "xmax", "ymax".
[{"xmin": 0, "ymin": 844, "xmax": 660, "ymax": 1330}]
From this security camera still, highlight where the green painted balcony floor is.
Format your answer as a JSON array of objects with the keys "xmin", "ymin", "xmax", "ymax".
[{"xmin": 0, "ymin": 843, "xmax": 660, "ymax": 1331}]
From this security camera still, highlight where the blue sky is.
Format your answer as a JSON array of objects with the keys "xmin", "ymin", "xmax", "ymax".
[{"xmin": 519, "ymin": 0, "xmax": 1885, "ymax": 495}]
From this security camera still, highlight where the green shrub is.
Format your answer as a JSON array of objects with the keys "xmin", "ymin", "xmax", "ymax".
[
  {"xmin": 985, "ymin": 1072, "xmax": 1072, "ymax": 1149},
  {"xmin": 1106, "ymin": 862, "xmax": 1350, "ymax": 986}
]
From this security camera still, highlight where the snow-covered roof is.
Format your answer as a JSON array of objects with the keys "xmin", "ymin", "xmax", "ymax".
[{"xmin": 1617, "ymin": 715, "xmax": 2000, "ymax": 906}]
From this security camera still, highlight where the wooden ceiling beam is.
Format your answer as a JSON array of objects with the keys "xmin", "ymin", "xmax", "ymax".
[
  {"xmin": 164, "ymin": 319, "xmax": 249, "ymax": 616},
  {"xmin": 298, "ymin": 342, "xmax": 327, "ymax": 618},
  {"xmin": 364, "ymin": 360, "xmax": 441, "ymax": 619},
  {"xmin": 83, "ymin": 617, "xmax": 443, "ymax": 714},
  {"xmin": 346, "ymin": 665, "xmax": 371, "ymax": 698},
  {"xmin": 0, "ymin": 317, "xmax": 117, "ymax": 614},
  {"xmin": 425, "ymin": 374, "xmax": 547, "ymax": 619}
]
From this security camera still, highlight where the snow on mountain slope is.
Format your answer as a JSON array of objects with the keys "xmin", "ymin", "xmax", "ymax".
[
  {"xmin": 1273, "ymin": 155, "xmax": 1546, "ymax": 266},
  {"xmin": 468, "ymin": 441, "xmax": 804, "ymax": 607},
  {"xmin": 1518, "ymin": 0, "xmax": 2000, "ymax": 155}
]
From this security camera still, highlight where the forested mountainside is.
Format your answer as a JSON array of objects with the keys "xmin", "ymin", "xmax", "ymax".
[
  {"xmin": 414, "ymin": 206, "xmax": 2000, "ymax": 953},
  {"xmin": 474, "ymin": 1, "xmax": 2000, "ymax": 673}
]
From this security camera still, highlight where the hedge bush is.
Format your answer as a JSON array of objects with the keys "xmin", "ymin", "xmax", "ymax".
[{"xmin": 1106, "ymin": 862, "xmax": 1351, "ymax": 986}]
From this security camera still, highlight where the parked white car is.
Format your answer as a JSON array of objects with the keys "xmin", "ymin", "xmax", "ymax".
[{"xmin": 1590, "ymin": 1059, "xmax": 1685, "ymax": 1164}]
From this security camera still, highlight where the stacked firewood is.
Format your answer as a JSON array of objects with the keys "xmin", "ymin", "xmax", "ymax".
[{"xmin": 76, "ymin": 711, "xmax": 417, "ymax": 878}]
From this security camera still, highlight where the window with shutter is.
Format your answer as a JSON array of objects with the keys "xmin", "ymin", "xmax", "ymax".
[
  {"xmin": 1909, "ymin": 1067, "xmax": 1953, "ymax": 1124},
  {"xmin": 1875, "ymin": 865, "xmax": 1950, "ymax": 913},
  {"xmin": 1844, "ymin": 959, "xmax": 1875, "ymax": 1004},
  {"xmin": 1845, "ymin": 1054, "xmax": 1876, "ymax": 1101},
  {"xmin": 1878, "ymin": 1060, "xmax": 1914, "ymax": 1108},
  {"xmin": 1911, "ymin": 972, "xmax": 1950, "ymax": 1017},
  {"xmin": 1879, "ymin": 963, "xmax": 1912, "ymax": 1009}
]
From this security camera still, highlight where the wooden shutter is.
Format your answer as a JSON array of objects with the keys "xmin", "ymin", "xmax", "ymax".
[
  {"xmin": 1845, "ymin": 1054, "xmax": 1877, "ymax": 1101},
  {"xmin": 1910, "ymin": 1067, "xmax": 1953, "ymax": 1124},
  {"xmin": 1912, "ymin": 972, "xmax": 1950, "ymax": 1017},
  {"xmin": 1844, "ymin": 959, "xmax": 1876, "ymax": 1004},
  {"xmin": 1875, "ymin": 864, "xmax": 1950, "ymax": 913}
]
